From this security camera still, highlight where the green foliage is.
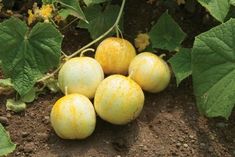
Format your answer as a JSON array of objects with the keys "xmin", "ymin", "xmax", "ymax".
[
  {"xmin": 6, "ymin": 99, "xmax": 27, "ymax": 112},
  {"xmin": 84, "ymin": 0, "xmax": 110, "ymax": 6},
  {"xmin": 168, "ymin": 48, "xmax": 192, "ymax": 86},
  {"xmin": 78, "ymin": 4, "xmax": 122, "ymax": 39},
  {"xmin": 58, "ymin": 9, "xmax": 71, "ymax": 20},
  {"xmin": 21, "ymin": 88, "xmax": 36, "ymax": 103},
  {"xmin": 0, "ymin": 17, "xmax": 63, "ymax": 96},
  {"xmin": 192, "ymin": 19, "xmax": 235, "ymax": 119},
  {"xmin": 0, "ymin": 79, "xmax": 13, "ymax": 87},
  {"xmin": 197, "ymin": 0, "xmax": 230, "ymax": 22},
  {"xmin": 0, "ymin": 124, "xmax": 16, "ymax": 156},
  {"xmin": 59, "ymin": 0, "xmax": 87, "ymax": 22},
  {"xmin": 149, "ymin": 11, "xmax": 186, "ymax": 51},
  {"xmin": 42, "ymin": 0, "xmax": 87, "ymax": 21}
]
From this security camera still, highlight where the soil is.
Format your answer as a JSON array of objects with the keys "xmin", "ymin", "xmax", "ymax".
[{"xmin": 0, "ymin": 0, "xmax": 235, "ymax": 157}]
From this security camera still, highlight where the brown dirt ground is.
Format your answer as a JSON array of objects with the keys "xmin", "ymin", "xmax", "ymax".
[{"xmin": 0, "ymin": 0, "xmax": 235, "ymax": 157}]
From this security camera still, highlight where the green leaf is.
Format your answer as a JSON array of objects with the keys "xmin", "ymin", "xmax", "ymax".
[
  {"xmin": 0, "ymin": 124, "xmax": 16, "ymax": 156},
  {"xmin": 0, "ymin": 79, "xmax": 13, "ymax": 87},
  {"xmin": 6, "ymin": 99, "xmax": 27, "ymax": 112},
  {"xmin": 192, "ymin": 19, "xmax": 235, "ymax": 119},
  {"xmin": 58, "ymin": 9, "xmax": 71, "ymax": 20},
  {"xmin": 197, "ymin": 0, "xmax": 230, "ymax": 22},
  {"xmin": 59, "ymin": 0, "xmax": 87, "ymax": 22},
  {"xmin": 83, "ymin": 0, "xmax": 110, "ymax": 6},
  {"xmin": 21, "ymin": 88, "xmax": 36, "ymax": 103},
  {"xmin": 149, "ymin": 11, "xmax": 186, "ymax": 51},
  {"xmin": 0, "ymin": 17, "xmax": 63, "ymax": 96},
  {"xmin": 77, "ymin": 5, "xmax": 122, "ymax": 39},
  {"xmin": 168, "ymin": 48, "xmax": 192, "ymax": 86},
  {"xmin": 0, "ymin": 79, "xmax": 13, "ymax": 95}
]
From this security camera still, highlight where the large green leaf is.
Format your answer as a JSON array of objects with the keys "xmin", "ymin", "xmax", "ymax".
[
  {"xmin": 168, "ymin": 48, "xmax": 192, "ymax": 86},
  {"xmin": 149, "ymin": 11, "xmax": 186, "ymax": 51},
  {"xmin": 197, "ymin": 0, "xmax": 230, "ymax": 22},
  {"xmin": 59, "ymin": 0, "xmax": 87, "ymax": 22},
  {"xmin": 83, "ymin": 0, "xmax": 110, "ymax": 6},
  {"xmin": 0, "ymin": 124, "xmax": 16, "ymax": 156},
  {"xmin": 192, "ymin": 19, "xmax": 235, "ymax": 119},
  {"xmin": 77, "ymin": 5, "xmax": 122, "ymax": 39},
  {"xmin": 0, "ymin": 17, "xmax": 63, "ymax": 96}
]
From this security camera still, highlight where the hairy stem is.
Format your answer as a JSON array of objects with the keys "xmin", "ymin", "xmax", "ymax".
[{"xmin": 66, "ymin": 0, "xmax": 126, "ymax": 59}]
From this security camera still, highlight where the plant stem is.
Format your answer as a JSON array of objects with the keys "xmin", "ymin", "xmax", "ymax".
[
  {"xmin": 80, "ymin": 48, "xmax": 95, "ymax": 57},
  {"xmin": 37, "ymin": 0, "xmax": 126, "ymax": 82},
  {"xmin": 66, "ymin": 0, "xmax": 126, "ymax": 59},
  {"xmin": 37, "ymin": 64, "xmax": 63, "ymax": 83}
]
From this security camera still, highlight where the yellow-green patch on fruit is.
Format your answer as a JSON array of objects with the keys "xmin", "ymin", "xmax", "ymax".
[
  {"xmin": 94, "ymin": 75, "xmax": 144, "ymax": 125},
  {"xmin": 58, "ymin": 57, "xmax": 104, "ymax": 99},
  {"xmin": 95, "ymin": 37, "xmax": 136, "ymax": 75},
  {"xmin": 128, "ymin": 52, "xmax": 171, "ymax": 93},
  {"xmin": 50, "ymin": 94, "xmax": 96, "ymax": 139}
]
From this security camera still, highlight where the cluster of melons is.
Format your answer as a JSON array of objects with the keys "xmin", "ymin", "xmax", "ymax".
[{"xmin": 50, "ymin": 37, "xmax": 171, "ymax": 139}]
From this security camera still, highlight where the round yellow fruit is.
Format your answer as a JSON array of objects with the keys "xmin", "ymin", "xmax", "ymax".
[
  {"xmin": 128, "ymin": 52, "xmax": 171, "ymax": 93},
  {"xmin": 95, "ymin": 37, "xmax": 136, "ymax": 75},
  {"xmin": 58, "ymin": 57, "xmax": 104, "ymax": 99},
  {"xmin": 50, "ymin": 94, "xmax": 96, "ymax": 139},
  {"xmin": 94, "ymin": 75, "xmax": 144, "ymax": 125}
]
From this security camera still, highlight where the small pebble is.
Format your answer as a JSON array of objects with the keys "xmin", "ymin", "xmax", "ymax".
[
  {"xmin": 178, "ymin": 137, "xmax": 184, "ymax": 142},
  {"xmin": 18, "ymin": 145, "xmax": 24, "ymax": 152},
  {"xmin": 44, "ymin": 116, "xmax": 50, "ymax": 120},
  {"xmin": 116, "ymin": 155, "xmax": 121, "ymax": 157},
  {"xmin": 176, "ymin": 142, "xmax": 181, "ymax": 147},
  {"xmin": 24, "ymin": 142, "xmax": 35, "ymax": 153},
  {"xmin": 143, "ymin": 146, "xmax": 148, "ymax": 151},
  {"xmin": 6, "ymin": 113, "xmax": 11, "ymax": 118},
  {"xmin": 15, "ymin": 152, "xmax": 21, "ymax": 156},
  {"xmin": 183, "ymin": 143, "xmax": 189, "ymax": 148},
  {"xmin": 210, "ymin": 135, "xmax": 215, "ymax": 140},
  {"xmin": 37, "ymin": 133, "xmax": 49, "ymax": 141},
  {"xmin": 21, "ymin": 132, "xmax": 29, "ymax": 138},
  {"xmin": 0, "ymin": 116, "xmax": 9, "ymax": 126},
  {"xmin": 191, "ymin": 140, "xmax": 195, "ymax": 143},
  {"xmin": 42, "ymin": 116, "xmax": 50, "ymax": 124},
  {"xmin": 189, "ymin": 135, "xmax": 194, "ymax": 139}
]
